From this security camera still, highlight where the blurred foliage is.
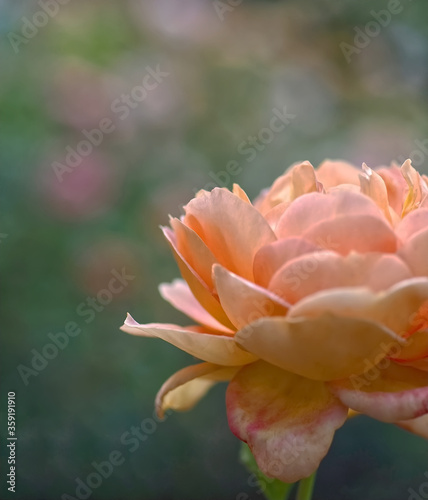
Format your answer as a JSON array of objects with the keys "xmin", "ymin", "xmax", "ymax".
[{"xmin": 1, "ymin": 0, "xmax": 428, "ymax": 499}]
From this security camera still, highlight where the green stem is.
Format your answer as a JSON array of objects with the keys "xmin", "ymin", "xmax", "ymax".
[{"xmin": 296, "ymin": 471, "xmax": 317, "ymax": 500}]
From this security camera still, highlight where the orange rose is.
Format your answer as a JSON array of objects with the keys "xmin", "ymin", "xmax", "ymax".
[{"xmin": 122, "ymin": 159, "xmax": 428, "ymax": 483}]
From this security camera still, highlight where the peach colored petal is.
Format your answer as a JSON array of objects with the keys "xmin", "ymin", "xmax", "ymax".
[
  {"xmin": 121, "ymin": 314, "xmax": 256, "ymax": 366},
  {"xmin": 359, "ymin": 164, "xmax": 392, "ymax": 223},
  {"xmin": 159, "ymin": 279, "xmax": 234, "ymax": 334},
  {"xmin": 162, "ymin": 226, "xmax": 234, "ymax": 329},
  {"xmin": 226, "ymin": 361, "xmax": 348, "ymax": 483},
  {"xmin": 213, "ymin": 264, "xmax": 289, "ymax": 330},
  {"xmin": 397, "ymin": 414, "xmax": 428, "ymax": 439},
  {"xmin": 399, "ymin": 227, "xmax": 428, "ymax": 277},
  {"xmin": 391, "ymin": 330, "xmax": 428, "ymax": 363},
  {"xmin": 288, "ymin": 278, "xmax": 428, "ymax": 336},
  {"xmin": 301, "ymin": 214, "xmax": 397, "ymax": 255},
  {"xmin": 234, "ymin": 314, "xmax": 404, "ymax": 381},
  {"xmin": 328, "ymin": 363, "xmax": 428, "ymax": 422},
  {"xmin": 395, "ymin": 208, "xmax": 428, "ymax": 242},
  {"xmin": 376, "ymin": 164, "xmax": 408, "ymax": 215},
  {"xmin": 269, "ymin": 251, "xmax": 412, "ymax": 304},
  {"xmin": 263, "ymin": 201, "xmax": 291, "ymax": 231},
  {"xmin": 276, "ymin": 190, "xmax": 385, "ymax": 239},
  {"xmin": 184, "ymin": 188, "xmax": 276, "ymax": 281},
  {"xmin": 401, "ymin": 160, "xmax": 426, "ymax": 216},
  {"xmin": 155, "ymin": 362, "xmax": 239, "ymax": 418},
  {"xmin": 253, "ymin": 237, "xmax": 319, "ymax": 288},
  {"xmin": 232, "ymin": 183, "xmax": 251, "ymax": 204},
  {"xmin": 291, "ymin": 161, "xmax": 322, "ymax": 198},
  {"xmin": 315, "ymin": 160, "xmax": 361, "ymax": 188},
  {"xmin": 169, "ymin": 217, "xmax": 217, "ymax": 290}
]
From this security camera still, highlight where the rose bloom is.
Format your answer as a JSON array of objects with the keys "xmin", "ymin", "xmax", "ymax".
[{"xmin": 122, "ymin": 160, "xmax": 428, "ymax": 482}]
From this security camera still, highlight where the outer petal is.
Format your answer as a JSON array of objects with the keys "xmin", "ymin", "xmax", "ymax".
[
  {"xmin": 214, "ymin": 264, "xmax": 289, "ymax": 330},
  {"xmin": 328, "ymin": 363, "xmax": 428, "ymax": 423},
  {"xmin": 288, "ymin": 278, "xmax": 428, "ymax": 336},
  {"xmin": 397, "ymin": 414, "xmax": 428, "ymax": 439},
  {"xmin": 162, "ymin": 226, "xmax": 234, "ymax": 329},
  {"xmin": 159, "ymin": 279, "xmax": 233, "ymax": 334},
  {"xmin": 155, "ymin": 362, "xmax": 239, "ymax": 418},
  {"xmin": 183, "ymin": 188, "xmax": 276, "ymax": 281},
  {"xmin": 234, "ymin": 314, "xmax": 404, "ymax": 381},
  {"xmin": 395, "ymin": 208, "xmax": 428, "ymax": 242},
  {"xmin": 269, "ymin": 251, "xmax": 412, "ymax": 304},
  {"xmin": 121, "ymin": 314, "xmax": 256, "ymax": 366},
  {"xmin": 226, "ymin": 361, "xmax": 348, "ymax": 483}
]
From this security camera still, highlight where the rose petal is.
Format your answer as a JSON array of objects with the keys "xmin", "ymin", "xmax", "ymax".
[
  {"xmin": 269, "ymin": 251, "xmax": 412, "ymax": 304},
  {"xmin": 184, "ymin": 188, "xmax": 276, "ymax": 281},
  {"xmin": 232, "ymin": 184, "xmax": 251, "ymax": 204},
  {"xmin": 399, "ymin": 227, "xmax": 428, "ymax": 277},
  {"xmin": 359, "ymin": 164, "xmax": 392, "ymax": 223},
  {"xmin": 301, "ymin": 214, "xmax": 397, "ymax": 255},
  {"xmin": 328, "ymin": 363, "xmax": 428, "ymax": 422},
  {"xmin": 377, "ymin": 164, "xmax": 408, "ymax": 215},
  {"xmin": 121, "ymin": 314, "xmax": 256, "ymax": 366},
  {"xmin": 315, "ymin": 160, "xmax": 361, "ymax": 188},
  {"xmin": 159, "ymin": 279, "xmax": 234, "ymax": 334},
  {"xmin": 397, "ymin": 414, "xmax": 428, "ymax": 439},
  {"xmin": 226, "ymin": 361, "xmax": 348, "ymax": 483},
  {"xmin": 395, "ymin": 208, "xmax": 428, "ymax": 242},
  {"xmin": 276, "ymin": 190, "xmax": 386, "ymax": 239},
  {"xmin": 253, "ymin": 237, "xmax": 319, "ymax": 288},
  {"xmin": 235, "ymin": 314, "xmax": 404, "ymax": 381},
  {"xmin": 155, "ymin": 362, "xmax": 239, "ymax": 418},
  {"xmin": 288, "ymin": 278, "xmax": 428, "ymax": 336},
  {"xmin": 162, "ymin": 226, "xmax": 234, "ymax": 329},
  {"xmin": 214, "ymin": 264, "xmax": 289, "ymax": 330}
]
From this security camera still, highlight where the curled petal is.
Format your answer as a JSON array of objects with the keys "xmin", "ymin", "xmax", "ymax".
[
  {"xmin": 156, "ymin": 362, "xmax": 239, "ymax": 418},
  {"xmin": 401, "ymin": 159, "xmax": 426, "ymax": 216},
  {"xmin": 328, "ymin": 363, "xmax": 428, "ymax": 423},
  {"xmin": 121, "ymin": 314, "xmax": 256, "ymax": 366},
  {"xmin": 359, "ymin": 164, "xmax": 392, "ymax": 223},
  {"xmin": 226, "ymin": 361, "xmax": 348, "ymax": 483},
  {"xmin": 214, "ymin": 264, "xmax": 289, "ymax": 330},
  {"xmin": 159, "ymin": 279, "xmax": 233, "ymax": 334},
  {"xmin": 162, "ymin": 226, "xmax": 234, "ymax": 329},
  {"xmin": 184, "ymin": 188, "xmax": 276, "ymax": 281},
  {"xmin": 234, "ymin": 314, "xmax": 404, "ymax": 381}
]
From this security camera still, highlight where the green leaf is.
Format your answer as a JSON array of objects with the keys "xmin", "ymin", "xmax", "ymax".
[{"xmin": 239, "ymin": 443, "xmax": 294, "ymax": 500}]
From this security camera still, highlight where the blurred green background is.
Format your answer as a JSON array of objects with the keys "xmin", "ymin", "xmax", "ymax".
[{"xmin": 1, "ymin": 0, "xmax": 428, "ymax": 499}]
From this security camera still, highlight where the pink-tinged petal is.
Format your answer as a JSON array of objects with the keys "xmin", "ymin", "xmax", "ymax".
[
  {"xmin": 155, "ymin": 362, "xmax": 239, "ymax": 418},
  {"xmin": 328, "ymin": 363, "xmax": 428, "ymax": 423},
  {"xmin": 253, "ymin": 238, "xmax": 319, "ymax": 288},
  {"xmin": 359, "ymin": 164, "xmax": 392, "ymax": 223},
  {"xmin": 263, "ymin": 201, "xmax": 291, "ymax": 231},
  {"xmin": 213, "ymin": 265, "xmax": 289, "ymax": 330},
  {"xmin": 121, "ymin": 314, "xmax": 256, "ymax": 366},
  {"xmin": 226, "ymin": 361, "xmax": 348, "ymax": 483},
  {"xmin": 301, "ymin": 214, "xmax": 397, "ymax": 255},
  {"xmin": 233, "ymin": 184, "xmax": 251, "ymax": 204},
  {"xmin": 269, "ymin": 251, "xmax": 412, "ymax": 304},
  {"xmin": 234, "ymin": 315, "xmax": 404, "ymax": 381},
  {"xmin": 169, "ymin": 217, "xmax": 217, "ymax": 290},
  {"xmin": 276, "ymin": 190, "xmax": 385, "ymax": 239},
  {"xmin": 397, "ymin": 414, "xmax": 428, "ymax": 439},
  {"xmin": 399, "ymin": 227, "xmax": 428, "ymax": 277},
  {"xmin": 184, "ymin": 188, "xmax": 276, "ymax": 281},
  {"xmin": 395, "ymin": 208, "xmax": 428, "ymax": 242},
  {"xmin": 289, "ymin": 278, "xmax": 428, "ymax": 336},
  {"xmin": 159, "ymin": 279, "xmax": 234, "ymax": 334},
  {"xmin": 291, "ymin": 161, "xmax": 322, "ymax": 198},
  {"xmin": 162, "ymin": 226, "xmax": 234, "ymax": 329},
  {"xmin": 315, "ymin": 159, "xmax": 361, "ymax": 189}
]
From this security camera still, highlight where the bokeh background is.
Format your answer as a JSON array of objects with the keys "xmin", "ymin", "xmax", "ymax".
[{"xmin": 1, "ymin": 0, "xmax": 428, "ymax": 499}]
